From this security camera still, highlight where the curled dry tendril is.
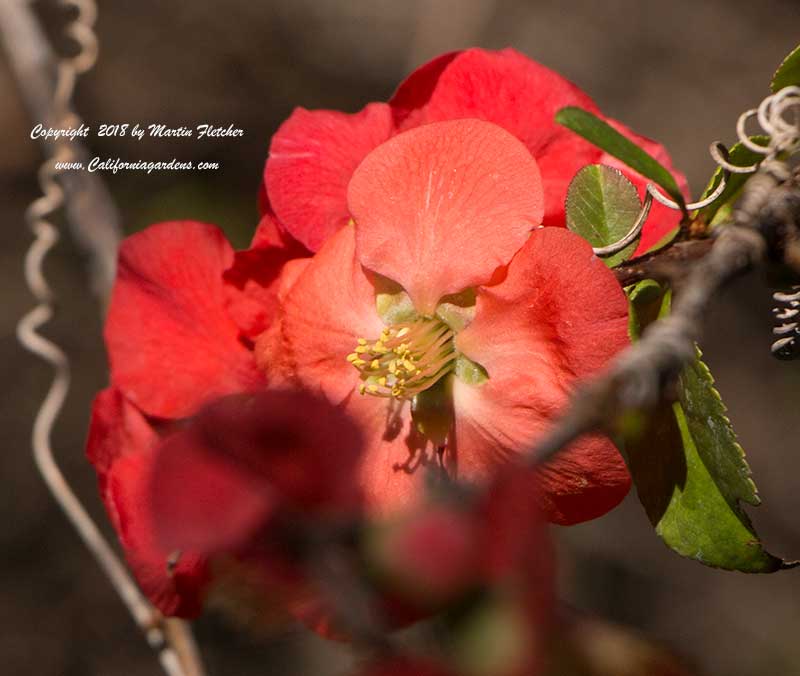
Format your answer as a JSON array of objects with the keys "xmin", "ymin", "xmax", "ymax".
[
  {"xmin": 13, "ymin": 1, "xmax": 203, "ymax": 674},
  {"xmin": 597, "ymin": 86, "xmax": 800, "ymax": 258}
]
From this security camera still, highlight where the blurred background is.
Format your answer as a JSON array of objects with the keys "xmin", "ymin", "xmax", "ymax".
[{"xmin": 1, "ymin": 1, "xmax": 799, "ymax": 674}]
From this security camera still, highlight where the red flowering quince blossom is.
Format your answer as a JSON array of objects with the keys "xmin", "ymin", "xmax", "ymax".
[
  {"xmin": 85, "ymin": 47, "xmax": 687, "ymax": 622},
  {"xmin": 263, "ymin": 47, "xmax": 688, "ymax": 255},
  {"xmin": 260, "ymin": 118, "xmax": 632, "ymax": 524}
]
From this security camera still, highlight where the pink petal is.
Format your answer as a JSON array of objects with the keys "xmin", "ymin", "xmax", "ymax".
[
  {"xmin": 86, "ymin": 388, "xmax": 208, "ymax": 617},
  {"xmin": 105, "ymin": 221, "xmax": 265, "ymax": 419},
  {"xmin": 453, "ymin": 228, "xmax": 631, "ymax": 524},
  {"xmin": 265, "ymin": 103, "xmax": 394, "ymax": 252},
  {"xmin": 262, "ymin": 226, "xmax": 436, "ymax": 515},
  {"xmin": 348, "ymin": 119, "xmax": 544, "ymax": 315},
  {"xmin": 389, "ymin": 48, "xmax": 600, "ymax": 226},
  {"xmin": 258, "ymin": 225, "xmax": 384, "ymax": 405},
  {"xmin": 223, "ymin": 213, "xmax": 310, "ymax": 339},
  {"xmin": 345, "ymin": 393, "xmax": 437, "ymax": 516}
]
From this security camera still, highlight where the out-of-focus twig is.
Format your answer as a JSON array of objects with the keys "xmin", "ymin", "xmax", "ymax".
[
  {"xmin": 3, "ymin": 2, "xmax": 205, "ymax": 675},
  {"xmin": 528, "ymin": 159, "xmax": 800, "ymax": 467}
]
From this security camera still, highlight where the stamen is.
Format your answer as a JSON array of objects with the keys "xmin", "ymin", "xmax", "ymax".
[{"xmin": 348, "ymin": 318, "xmax": 456, "ymax": 400}]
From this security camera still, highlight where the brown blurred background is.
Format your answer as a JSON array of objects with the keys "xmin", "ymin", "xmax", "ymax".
[{"xmin": 2, "ymin": 1, "xmax": 799, "ymax": 674}]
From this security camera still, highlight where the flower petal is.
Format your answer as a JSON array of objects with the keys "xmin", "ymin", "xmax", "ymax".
[
  {"xmin": 390, "ymin": 50, "xmax": 460, "ymax": 128},
  {"xmin": 258, "ymin": 226, "xmax": 436, "ymax": 515},
  {"xmin": 149, "ymin": 426, "xmax": 278, "ymax": 554},
  {"xmin": 257, "ymin": 225, "xmax": 384, "ymax": 404},
  {"xmin": 389, "ymin": 48, "xmax": 600, "ymax": 226},
  {"xmin": 345, "ymin": 393, "xmax": 438, "ymax": 516},
  {"xmin": 349, "ymin": 119, "xmax": 544, "ymax": 315},
  {"xmin": 223, "ymin": 213, "xmax": 310, "ymax": 339},
  {"xmin": 390, "ymin": 48, "xmax": 690, "ymax": 239},
  {"xmin": 86, "ymin": 388, "xmax": 208, "ymax": 617},
  {"xmin": 453, "ymin": 228, "xmax": 631, "ymax": 524},
  {"xmin": 106, "ymin": 221, "xmax": 265, "ymax": 419},
  {"xmin": 265, "ymin": 103, "xmax": 394, "ymax": 252}
]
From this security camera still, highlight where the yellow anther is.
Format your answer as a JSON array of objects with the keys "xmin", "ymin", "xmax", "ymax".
[{"xmin": 349, "ymin": 318, "xmax": 455, "ymax": 400}]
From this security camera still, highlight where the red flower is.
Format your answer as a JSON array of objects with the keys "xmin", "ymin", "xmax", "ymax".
[
  {"xmin": 149, "ymin": 389, "xmax": 365, "ymax": 556},
  {"xmin": 360, "ymin": 469, "xmax": 554, "ymax": 676},
  {"xmin": 86, "ymin": 219, "xmax": 307, "ymax": 616},
  {"xmin": 86, "ymin": 388, "xmax": 208, "ymax": 616},
  {"xmin": 357, "ymin": 658, "xmax": 457, "ymax": 676},
  {"xmin": 263, "ymin": 47, "xmax": 688, "ymax": 256},
  {"xmin": 366, "ymin": 468, "xmax": 554, "ymax": 615},
  {"xmin": 260, "ymin": 118, "xmax": 631, "ymax": 524}
]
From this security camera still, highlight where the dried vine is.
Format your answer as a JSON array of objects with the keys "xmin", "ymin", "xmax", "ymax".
[{"xmin": 1, "ymin": 2, "xmax": 204, "ymax": 675}]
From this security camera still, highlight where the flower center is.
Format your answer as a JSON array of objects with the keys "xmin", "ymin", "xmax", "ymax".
[{"xmin": 347, "ymin": 318, "xmax": 456, "ymax": 400}]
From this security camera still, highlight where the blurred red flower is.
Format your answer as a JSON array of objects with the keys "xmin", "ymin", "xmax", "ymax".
[
  {"xmin": 87, "ymin": 386, "xmax": 364, "ymax": 619},
  {"xmin": 86, "ymin": 219, "xmax": 309, "ymax": 617},
  {"xmin": 358, "ymin": 469, "xmax": 555, "ymax": 676},
  {"xmin": 262, "ymin": 47, "xmax": 688, "ymax": 255}
]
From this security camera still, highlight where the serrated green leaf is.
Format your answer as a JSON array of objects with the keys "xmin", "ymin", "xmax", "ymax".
[
  {"xmin": 623, "ymin": 283, "xmax": 792, "ymax": 572},
  {"xmin": 678, "ymin": 351, "xmax": 760, "ymax": 508},
  {"xmin": 695, "ymin": 136, "xmax": 770, "ymax": 225},
  {"xmin": 566, "ymin": 165, "xmax": 641, "ymax": 268},
  {"xmin": 556, "ymin": 107, "xmax": 684, "ymax": 206},
  {"xmin": 772, "ymin": 43, "xmax": 800, "ymax": 92}
]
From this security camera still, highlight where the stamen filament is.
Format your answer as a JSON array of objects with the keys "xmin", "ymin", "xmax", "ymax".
[{"xmin": 348, "ymin": 318, "xmax": 456, "ymax": 400}]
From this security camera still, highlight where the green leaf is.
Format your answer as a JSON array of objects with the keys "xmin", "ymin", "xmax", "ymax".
[
  {"xmin": 566, "ymin": 165, "xmax": 642, "ymax": 267},
  {"xmin": 695, "ymin": 136, "xmax": 770, "ymax": 225},
  {"xmin": 772, "ymin": 43, "xmax": 800, "ymax": 92},
  {"xmin": 556, "ymin": 107, "xmax": 684, "ymax": 206},
  {"xmin": 623, "ymin": 283, "xmax": 793, "ymax": 572},
  {"xmin": 626, "ymin": 279, "xmax": 663, "ymax": 340}
]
